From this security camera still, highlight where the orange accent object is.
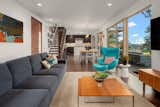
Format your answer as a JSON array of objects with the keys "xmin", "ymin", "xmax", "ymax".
[
  {"xmin": 0, "ymin": 31, "xmax": 5, "ymax": 42},
  {"xmin": 14, "ymin": 37, "xmax": 23, "ymax": 43}
]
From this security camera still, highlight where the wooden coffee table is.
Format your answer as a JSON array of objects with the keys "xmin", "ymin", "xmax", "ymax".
[{"xmin": 78, "ymin": 76, "xmax": 134, "ymax": 107}]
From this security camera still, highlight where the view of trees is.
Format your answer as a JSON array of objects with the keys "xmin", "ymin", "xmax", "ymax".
[
  {"xmin": 128, "ymin": 7, "xmax": 151, "ymax": 55},
  {"xmin": 108, "ymin": 30, "xmax": 118, "ymax": 47},
  {"xmin": 142, "ymin": 8, "xmax": 151, "ymax": 55},
  {"xmin": 108, "ymin": 22, "xmax": 123, "ymax": 49},
  {"xmin": 142, "ymin": 26, "xmax": 151, "ymax": 55}
]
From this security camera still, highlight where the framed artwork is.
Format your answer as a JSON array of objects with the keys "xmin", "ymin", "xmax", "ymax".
[{"xmin": 0, "ymin": 12, "xmax": 23, "ymax": 43}]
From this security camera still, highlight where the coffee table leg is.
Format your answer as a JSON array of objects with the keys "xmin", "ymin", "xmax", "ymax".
[{"xmin": 132, "ymin": 96, "xmax": 134, "ymax": 107}]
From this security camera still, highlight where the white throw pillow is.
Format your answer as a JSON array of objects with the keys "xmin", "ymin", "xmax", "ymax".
[{"xmin": 41, "ymin": 60, "xmax": 51, "ymax": 69}]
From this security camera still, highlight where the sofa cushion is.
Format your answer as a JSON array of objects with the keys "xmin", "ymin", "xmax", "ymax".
[
  {"xmin": 0, "ymin": 64, "xmax": 12, "ymax": 96},
  {"xmin": 52, "ymin": 64, "xmax": 66, "ymax": 71},
  {"xmin": 48, "ymin": 68, "xmax": 65, "ymax": 82},
  {"xmin": 7, "ymin": 57, "xmax": 32, "ymax": 87},
  {"xmin": 15, "ymin": 76, "xmax": 58, "ymax": 96},
  {"xmin": 33, "ymin": 64, "xmax": 66, "ymax": 81},
  {"xmin": 40, "ymin": 52, "xmax": 48, "ymax": 60},
  {"xmin": 29, "ymin": 54, "xmax": 43, "ymax": 73},
  {"xmin": 34, "ymin": 67, "xmax": 65, "ymax": 82},
  {"xmin": 0, "ymin": 89, "xmax": 48, "ymax": 107}
]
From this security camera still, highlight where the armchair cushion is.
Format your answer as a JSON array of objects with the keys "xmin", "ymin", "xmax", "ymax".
[{"xmin": 104, "ymin": 57, "xmax": 115, "ymax": 64}]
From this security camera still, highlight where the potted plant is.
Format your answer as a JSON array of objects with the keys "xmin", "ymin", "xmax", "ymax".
[
  {"xmin": 122, "ymin": 55, "xmax": 129, "ymax": 65},
  {"xmin": 120, "ymin": 55, "xmax": 131, "ymax": 82}
]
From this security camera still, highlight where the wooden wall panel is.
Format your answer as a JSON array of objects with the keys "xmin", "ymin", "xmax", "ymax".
[{"xmin": 31, "ymin": 17, "xmax": 42, "ymax": 55}]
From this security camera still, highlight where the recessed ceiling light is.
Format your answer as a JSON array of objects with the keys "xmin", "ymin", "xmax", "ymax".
[
  {"xmin": 46, "ymin": 18, "xmax": 53, "ymax": 22},
  {"xmin": 107, "ymin": 3, "xmax": 112, "ymax": 7},
  {"xmin": 37, "ymin": 3, "xmax": 43, "ymax": 7},
  {"xmin": 49, "ymin": 18, "xmax": 53, "ymax": 22}
]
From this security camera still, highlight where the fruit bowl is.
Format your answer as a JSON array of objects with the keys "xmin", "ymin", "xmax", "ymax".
[{"xmin": 93, "ymin": 71, "xmax": 109, "ymax": 83}]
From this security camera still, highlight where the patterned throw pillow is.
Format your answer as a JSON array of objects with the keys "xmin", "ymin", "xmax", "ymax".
[
  {"xmin": 46, "ymin": 58, "xmax": 57, "ymax": 65},
  {"xmin": 52, "ymin": 55, "xmax": 58, "ymax": 64},
  {"xmin": 46, "ymin": 54, "xmax": 58, "ymax": 66},
  {"xmin": 104, "ymin": 57, "xmax": 115, "ymax": 64},
  {"xmin": 41, "ymin": 60, "xmax": 51, "ymax": 69}
]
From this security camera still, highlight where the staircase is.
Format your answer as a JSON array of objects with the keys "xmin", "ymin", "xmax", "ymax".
[
  {"xmin": 48, "ymin": 25, "xmax": 67, "ymax": 58},
  {"xmin": 57, "ymin": 27, "xmax": 67, "ymax": 58},
  {"xmin": 48, "ymin": 25, "xmax": 59, "ymax": 55}
]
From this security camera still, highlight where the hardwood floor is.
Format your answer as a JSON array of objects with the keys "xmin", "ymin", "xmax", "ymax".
[
  {"xmin": 67, "ymin": 56, "xmax": 96, "ymax": 72},
  {"xmin": 66, "ymin": 56, "xmax": 160, "ymax": 107}
]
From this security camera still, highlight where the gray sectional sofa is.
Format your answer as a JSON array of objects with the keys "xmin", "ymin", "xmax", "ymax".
[{"xmin": 0, "ymin": 53, "xmax": 67, "ymax": 107}]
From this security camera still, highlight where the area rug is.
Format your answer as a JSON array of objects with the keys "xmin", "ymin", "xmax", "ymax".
[{"xmin": 50, "ymin": 72, "xmax": 155, "ymax": 107}]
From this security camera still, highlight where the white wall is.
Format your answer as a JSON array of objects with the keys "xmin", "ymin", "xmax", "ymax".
[
  {"xmin": 42, "ymin": 23, "xmax": 49, "ymax": 53},
  {"xmin": 0, "ymin": 0, "xmax": 48, "ymax": 63},
  {"xmin": 151, "ymin": 0, "xmax": 160, "ymax": 69}
]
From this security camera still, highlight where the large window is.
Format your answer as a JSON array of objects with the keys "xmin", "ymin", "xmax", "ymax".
[
  {"xmin": 107, "ymin": 21, "xmax": 123, "ymax": 49},
  {"xmin": 128, "ymin": 8, "xmax": 151, "ymax": 54},
  {"xmin": 106, "ymin": 6, "xmax": 151, "ymax": 70},
  {"xmin": 128, "ymin": 7, "xmax": 151, "ymax": 67}
]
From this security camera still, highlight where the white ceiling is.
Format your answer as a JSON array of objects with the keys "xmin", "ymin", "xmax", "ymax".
[{"xmin": 16, "ymin": 0, "xmax": 139, "ymax": 34}]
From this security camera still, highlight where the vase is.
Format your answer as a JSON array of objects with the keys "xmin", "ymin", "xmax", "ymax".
[
  {"xmin": 97, "ymin": 82, "xmax": 103, "ymax": 87},
  {"xmin": 96, "ymin": 78, "xmax": 105, "ymax": 87}
]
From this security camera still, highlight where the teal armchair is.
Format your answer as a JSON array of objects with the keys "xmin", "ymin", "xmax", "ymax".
[{"xmin": 93, "ymin": 47, "xmax": 120, "ymax": 72}]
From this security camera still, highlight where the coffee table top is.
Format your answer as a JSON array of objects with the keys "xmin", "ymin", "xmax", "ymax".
[{"xmin": 78, "ymin": 76, "xmax": 133, "ymax": 96}]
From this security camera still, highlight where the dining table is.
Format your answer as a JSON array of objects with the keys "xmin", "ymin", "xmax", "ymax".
[{"xmin": 80, "ymin": 49, "xmax": 98, "ymax": 64}]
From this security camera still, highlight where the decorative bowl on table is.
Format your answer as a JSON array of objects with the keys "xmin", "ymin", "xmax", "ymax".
[{"xmin": 93, "ymin": 72, "xmax": 109, "ymax": 87}]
